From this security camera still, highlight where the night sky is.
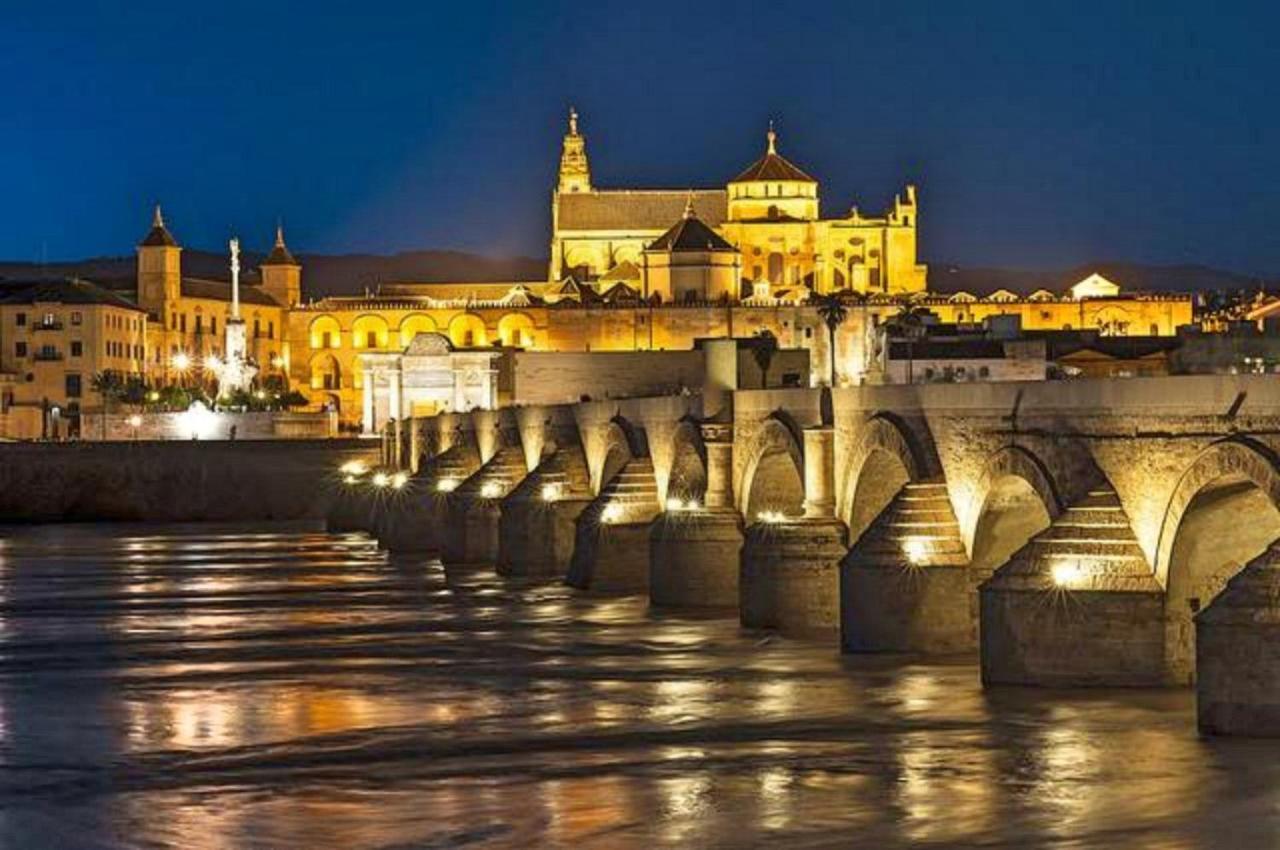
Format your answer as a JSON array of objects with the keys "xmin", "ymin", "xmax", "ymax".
[{"xmin": 3, "ymin": 1, "xmax": 1276, "ymax": 272}]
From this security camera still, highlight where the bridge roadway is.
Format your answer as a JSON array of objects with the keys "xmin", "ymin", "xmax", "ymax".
[{"xmin": 330, "ymin": 375, "xmax": 1280, "ymax": 737}]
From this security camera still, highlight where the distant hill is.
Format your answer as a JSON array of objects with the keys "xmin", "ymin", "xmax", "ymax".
[
  {"xmin": 0, "ymin": 250, "xmax": 1272, "ymax": 301},
  {"xmin": 0, "ymin": 250, "xmax": 548, "ymax": 301}
]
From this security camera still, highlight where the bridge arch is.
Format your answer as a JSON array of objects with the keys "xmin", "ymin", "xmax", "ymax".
[
  {"xmin": 967, "ymin": 445, "xmax": 1062, "ymax": 576},
  {"xmin": 665, "ymin": 418, "xmax": 708, "ymax": 506},
  {"xmin": 1155, "ymin": 437, "xmax": 1280, "ymax": 683},
  {"xmin": 838, "ymin": 413, "xmax": 927, "ymax": 543},
  {"xmin": 738, "ymin": 412, "xmax": 805, "ymax": 522},
  {"xmin": 590, "ymin": 415, "xmax": 647, "ymax": 496}
]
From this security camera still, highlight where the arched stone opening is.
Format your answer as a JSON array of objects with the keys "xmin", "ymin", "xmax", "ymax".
[
  {"xmin": 666, "ymin": 423, "xmax": 707, "ymax": 506},
  {"xmin": 741, "ymin": 418, "xmax": 805, "ymax": 522},
  {"xmin": 594, "ymin": 417, "xmax": 643, "ymax": 496},
  {"xmin": 970, "ymin": 476, "xmax": 1053, "ymax": 578},
  {"xmin": 839, "ymin": 416, "xmax": 924, "ymax": 543},
  {"xmin": 969, "ymin": 448, "xmax": 1060, "ymax": 578},
  {"xmin": 309, "ymin": 352, "xmax": 342, "ymax": 391},
  {"xmin": 1157, "ymin": 440, "xmax": 1280, "ymax": 684}
]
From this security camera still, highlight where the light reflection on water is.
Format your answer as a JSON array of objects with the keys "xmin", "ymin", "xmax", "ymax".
[{"xmin": 0, "ymin": 523, "xmax": 1278, "ymax": 848}]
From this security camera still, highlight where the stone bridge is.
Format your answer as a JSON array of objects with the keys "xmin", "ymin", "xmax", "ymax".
[{"xmin": 338, "ymin": 375, "xmax": 1280, "ymax": 736}]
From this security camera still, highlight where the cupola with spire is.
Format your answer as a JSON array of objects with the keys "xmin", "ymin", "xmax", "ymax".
[
  {"xmin": 136, "ymin": 204, "xmax": 182, "ymax": 312},
  {"xmin": 641, "ymin": 197, "xmax": 741, "ymax": 303},
  {"xmin": 557, "ymin": 106, "xmax": 592, "ymax": 194},
  {"xmin": 260, "ymin": 224, "xmax": 302, "ymax": 307},
  {"xmin": 726, "ymin": 122, "xmax": 819, "ymax": 222}
]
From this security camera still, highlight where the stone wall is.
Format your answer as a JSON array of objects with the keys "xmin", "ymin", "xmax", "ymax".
[
  {"xmin": 86, "ymin": 410, "xmax": 337, "ymax": 442},
  {"xmin": 0, "ymin": 439, "xmax": 378, "ymax": 523}
]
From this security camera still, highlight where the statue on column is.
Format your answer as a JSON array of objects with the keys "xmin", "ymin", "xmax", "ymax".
[{"xmin": 214, "ymin": 237, "xmax": 259, "ymax": 401}]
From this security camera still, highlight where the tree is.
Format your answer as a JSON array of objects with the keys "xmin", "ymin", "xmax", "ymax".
[
  {"xmin": 812, "ymin": 293, "xmax": 849, "ymax": 387},
  {"xmin": 885, "ymin": 304, "xmax": 933, "ymax": 384},
  {"xmin": 750, "ymin": 330, "xmax": 779, "ymax": 389}
]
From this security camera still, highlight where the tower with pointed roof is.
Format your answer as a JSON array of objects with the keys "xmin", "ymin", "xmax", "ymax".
[
  {"xmin": 557, "ymin": 107, "xmax": 591, "ymax": 194},
  {"xmin": 261, "ymin": 224, "xmax": 302, "ymax": 307},
  {"xmin": 136, "ymin": 205, "xmax": 182, "ymax": 316}
]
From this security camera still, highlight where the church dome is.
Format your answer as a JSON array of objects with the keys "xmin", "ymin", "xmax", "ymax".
[{"xmin": 729, "ymin": 126, "xmax": 815, "ymax": 184}]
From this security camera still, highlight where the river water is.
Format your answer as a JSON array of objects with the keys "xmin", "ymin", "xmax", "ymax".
[{"xmin": 0, "ymin": 524, "xmax": 1278, "ymax": 849}]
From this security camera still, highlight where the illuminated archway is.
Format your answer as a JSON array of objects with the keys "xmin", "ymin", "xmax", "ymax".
[
  {"xmin": 739, "ymin": 415, "xmax": 805, "ymax": 522},
  {"xmin": 665, "ymin": 420, "xmax": 708, "ymax": 506},
  {"xmin": 497, "ymin": 313, "xmax": 536, "ymax": 348},
  {"xmin": 968, "ymin": 447, "xmax": 1061, "ymax": 578},
  {"xmin": 448, "ymin": 313, "xmax": 488, "ymax": 348},
  {"xmin": 838, "ymin": 414, "xmax": 925, "ymax": 543},
  {"xmin": 399, "ymin": 313, "xmax": 438, "ymax": 347},
  {"xmin": 308, "ymin": 315, "xmax": 341, "ymax": 350},
  {"xmin": 309, "ymin": 352, "xmax": 342, "ymax": 391},
  {"xmin": 1156, "ymin": 439, "xmax": 1280, "ymax": 683},
  {"xmin": 351, "ymin": 314, "xmax": 390, "ymax": 349}
]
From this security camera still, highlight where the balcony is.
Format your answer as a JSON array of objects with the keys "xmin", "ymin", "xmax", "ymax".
[
  {"xmin": 33, "ymin": 350, "xmax": 63, "ymax": 362},
  {"xmin": 32, "ymin": 320, "xmax": 63, "ymax": 332}
]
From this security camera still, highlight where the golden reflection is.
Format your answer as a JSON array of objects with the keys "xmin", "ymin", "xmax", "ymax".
[{"xmin": 897, "ymin": 731, "xmax": 998, "ymax": 843}]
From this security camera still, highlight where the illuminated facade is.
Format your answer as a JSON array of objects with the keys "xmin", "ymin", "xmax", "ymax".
[{"xmin": 0, "ymin": 114, "xmax": 1197, "ymax": 437}]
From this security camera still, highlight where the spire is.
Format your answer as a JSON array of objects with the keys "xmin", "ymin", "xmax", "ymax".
[
  {"xmin": 139, "ymin": 203, "xmax": 179, "ymax": 248},
  {"xmin": 767, "ymin": 120, "xmax": 777, "ymax": 155},
  {"xmin": 683, "ymin": 192, "xmax": 695, "ymax": 219},
  {"xmin": 557, "ymin": 106, "xmax": 591, "ymax": 193},
  {"xmin": 263, "ymin": 221, "xmax": 299, "ymax": 266}
]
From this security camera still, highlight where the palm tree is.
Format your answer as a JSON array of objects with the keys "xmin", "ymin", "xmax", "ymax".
[
  {"xmin": 750, "ymin": 330, "xmax": 778, "ymax": 389},
  {"xmin": 885, "ymin": 304, "xmax": 932, "ymax": 384},
  {"xmin": 812, "ymin": 293, "xmax": 849, "ymax": 387}
]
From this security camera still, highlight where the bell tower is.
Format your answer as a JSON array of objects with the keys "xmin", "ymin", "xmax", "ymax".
[
  {"xmin": 557, "ymin": 107, "xmax": 591, "ymax": 194},
  {"xmin": 260, "ymin": 224, "xmax": 302, "ymax": 307},
  {"xmin": 136, "ymin": 205, "xmax": 182, "ymax": 315}
]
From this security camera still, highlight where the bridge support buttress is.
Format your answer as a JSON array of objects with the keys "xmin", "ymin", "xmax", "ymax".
[
  {"xmin": 650, "ymin": 432, "xmax": 743, "ymax": 609},
  {"xmin": 497, "ymin": 447, "xmax": 593, "ymax": 578},
  {"xmin": 840, "ymin": 480, "xmax": 973, "ymax": 653},
  {"xmin": 979, "ymin": 487, "xmax": 1165, "ymax": 686},
  {"xmin": 1197, "ymin": 542, "xmax": 1280, "ymax": 736},
  {"xmin": 740, "ymin": 427, "xmax": 847, "ymax": 637}
]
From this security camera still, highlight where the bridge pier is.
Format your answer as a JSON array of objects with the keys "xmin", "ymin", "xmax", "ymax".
[
  {"xmin": 1196, "ymin": 542, "xmax": 1280, "ymax": 736},
  {"xmin": 498, "ymin": 447, "xmax": 593, "ymax": 578},
  {"xmin": 980, "ymin": 488, "xmax": 1165, "ymax": 686},
  {"xmin": 650, "ymin": 436, "xmax": 741, "ymax": 608},
  {"xmin": 440, "ymin": 447, "xmax": 528, "ymax": 564},
  {"xmin": 740, "ymin": 427, "xmax": 847, "ymax": 637},
  {"xmin": 567, "ymin": 458, "xmax": 660, "ymax": 593},
  {"xmin": 840, "ymin": 480, "xmax": 973, "ymax": 653},
  {"xmin": 327, "ymin": 479, "xmax": 378, "ymax": 534},
  {"xmin": 377, "ymin": 444, "xmax": 480, "ymax": 553}
]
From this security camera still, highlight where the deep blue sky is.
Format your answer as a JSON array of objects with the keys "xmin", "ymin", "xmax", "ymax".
[{"xmin": 2, "ymin": 1, "xmax": 1276, "ymax": 272}]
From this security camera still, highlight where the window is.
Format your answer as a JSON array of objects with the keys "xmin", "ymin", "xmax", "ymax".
[
  {"xmin": 322, "ymin": 331, "xmax": 334, "ymax": 349},
  {"xmin": 71, "ymin": 312, "xmax": 82, "ymax": 326},
  {"xmin": 65, "ymin": 374, "xmax": 81, "ymax": 398},
  {"xmin": 979, "ymin": 366, "xmax": 990, "ymax": 378},
  {"xmin": 179, "ymin": 314, "xmax": 187, "ymax": 333},
  {"xmin": 15, "ymin": 312, "xmax": 26, "ymax": 327},
  {"xmin": 15, "ymin": 342, "xmax": 27, "ymax": 357},
  {"xmin": 195, "ymin": 315, "xmax": 203, "ymax": 334},
  {"xmin": 268, "ymin": 321, "xmax": 274, "ymax": 339},
  {"xmin": 1150, "ymin": 324, "xmax": 1159, "ymax": 335},
  {"xmin": 170, "ymin": 313, "xmax": 177, "ymax": 330},
  {"xmin": 71, "ymin": 341, "xmax": 82, "ymax": 357},
  {"xmin": 254, "ymin": 319, "xmax": 261, "ymax": 338},
  {"xmin": 463, "ymin": 330, "xmax": 475, "ymax": 347},
  {"xmin": 366, "ymin": 331, "xmax": 377, "ymax": 348},
  {"xmin": 211, "ymin": 317, "xmax": 217, "ymax": 335}
]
